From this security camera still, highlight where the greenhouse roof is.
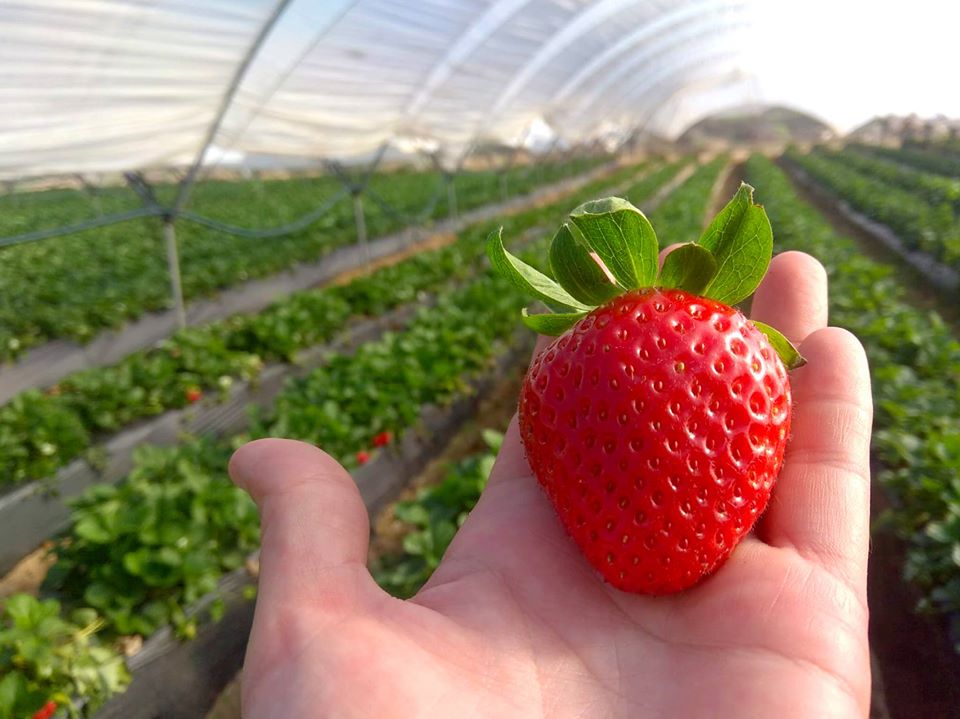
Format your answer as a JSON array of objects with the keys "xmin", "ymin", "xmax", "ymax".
[{"xmin": 1, "ymin": 0, "xmax": 957, "ymax": 180}]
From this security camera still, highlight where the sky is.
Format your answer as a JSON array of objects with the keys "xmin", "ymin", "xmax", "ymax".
[{"xmin": 738, "ymin": 0, "xmax": 960, "ymax": 133}]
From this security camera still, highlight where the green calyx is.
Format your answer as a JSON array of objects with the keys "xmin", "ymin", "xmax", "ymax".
[{"xmin": 486, "ymin": 182, "xmax": 807, "ymax": 370}]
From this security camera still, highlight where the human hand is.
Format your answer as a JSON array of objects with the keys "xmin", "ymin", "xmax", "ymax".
[{"xmin": 229, "ymin": 251, "xmax": 872, "ymax": 718}]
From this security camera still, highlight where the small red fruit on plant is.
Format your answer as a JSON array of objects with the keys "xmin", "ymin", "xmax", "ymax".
[
  {"xmin": 373, "ymin": 431, "xmax": 393, "ymax": 447},
  {"xmin": 185, "ymin": 387, "xmax": 202, "ymax": 404},
  {"xmin": 356, "ymin": 450, "xmax": 371, "ymax": 465},
  {"xmin": 33, "ymin": 700, "xmax": 58, "ymax": 719},
  {"xmin": 488, "ymin": 185, "xmax": 804, "ymax": 595}
]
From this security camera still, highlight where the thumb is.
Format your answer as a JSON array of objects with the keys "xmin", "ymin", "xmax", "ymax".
[{"xmin": 229, "ymin": 438, "xmax": 375, "ymax": 611}]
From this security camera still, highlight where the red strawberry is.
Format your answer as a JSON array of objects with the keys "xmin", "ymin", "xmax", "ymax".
[
  {"xmin": 32, "ymin": 700, "xmax": 57, "ymax": 719},
  {"xmin": 185, "ymin": 387, "xmax": 202, "ymax": 404},
  {"xmin": 520, "ymin": 288, "xmax": 790, "ymax": 594},
  {"xmin": 488, "ymin": 185, "xmax": 803, "ymax": 594},
  {"xmin": 372, "ymin": 431, "xmax": 393, "ymax": 447},
  {"xmin": 356, "ymin": 450, "xmax": 371, "ymax": 465}
]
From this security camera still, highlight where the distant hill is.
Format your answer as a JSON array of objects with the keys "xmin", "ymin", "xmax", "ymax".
[
  {"xmin": 678, "ymin": 106, "xmax": 835, "ymax": 147},
  {"xmin": 848, "ymin": 114, "xmax": 960, "ymax": 145}
]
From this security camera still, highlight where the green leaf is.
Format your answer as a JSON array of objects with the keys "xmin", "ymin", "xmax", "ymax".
[
  {"xmin": 0, "ymin": 673, "xmax": 26, "ymax": 715},
  {"xmin": 549, "ymin": 223, "xmax": 619, "ymax": 305},
  {"xmin": 520, "ymin": 308, "xmax": 586, "ymax": 336},
  {"xmin": 657, "ymin": 243, "xmax": 718, "ymax": 295},
  {"xmin": 481, "ymin": 429, "xmax": 504, "ymax": 452},
  {"xmin": 751, "ymin": 320, "xmax": 807, "ymax": 370},
  {"xmin": 699, "ymin": 183, "xmax": 773, "ymax": 304},
  {"xmin": 485, "ymin": 229, "xmax": 591, "ymax": 311},
  {"xmin": 569, "ymin": 197, "xmax": 659, "ymax": 289}
]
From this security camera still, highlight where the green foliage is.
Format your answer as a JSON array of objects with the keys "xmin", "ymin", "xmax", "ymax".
[
  {"xmin": 0, "ymin": 391, "xmax": 90, "ymax": 485},
  {"xmin": 44, "ymin": 440, "xmax": 259, "ymax": 639},
  {"xmin": 620, "ymin": 161, "xmax": 688, "ymax": 207},
  {"xmin": 657, "ymin": 243, "xmax": 717, "ymax": 296},
  {"xmin": 746, "ymin": 155, "xmax": 960, "ymax": 617},
  {"xmin": 838, "ymin": 146, "xmax": 960, "ymax": 211},
  {"xmin": 255, "ymin": 273, "xmax": 524, "ymax": 466},
  {"xmin": 0, "ymin": 594, "xmax": 128, "ymax": 718},
  {"xmin": 568, "ymin": 196, "xmax": 660, "ymax": 289},
  {"xmin": 647, "ymin": 157, "xmax": 727, "ymax": 244},
  {"xmin": 373, "ymin": 431, "xmax": 503, "ymax": 598},
  {"xmin": 42, "ymin": 159, "xmax": 659, "ymax": 644},
  {"xmin": 855, "ymin": 143, "xmax": 960, "ymax": 181},
  {"xmin": 0, "ymin": 162, "xmax": 649, "ymax": 490},
  {"xmin": 0, "ymin": 158, "xmax": 608, "ymax": 361},
  {"xmin": 696, "ymin": 182, "xmax": 772, "ymax": 304},
  {"xmin": 787, "ymin": 148, "xmax": 960, "ymax": 270},
  {"xmin": 1, "ymin": 156, "xmax": 655, "ymax": 714}
]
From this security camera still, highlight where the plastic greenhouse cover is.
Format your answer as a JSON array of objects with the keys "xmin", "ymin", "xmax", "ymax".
[{"xmin": 1, "ymin": 0, "xmax": 959, "ymax": 181}]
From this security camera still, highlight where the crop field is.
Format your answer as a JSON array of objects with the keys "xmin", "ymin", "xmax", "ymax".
[{"xmin": 3, "ymin": 143, "xmax": 960, "ymax": 719}]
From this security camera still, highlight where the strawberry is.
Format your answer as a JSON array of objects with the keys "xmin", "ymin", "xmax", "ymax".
[
  {"xmin": 488, "ymin": 184, "xmax": 804, "ymax": 594},
  {"xmin": 356, "ymin": 450, "xmax": 371, "ymax": 465},
  {"xmin": 32, "ymin": 700, "xmax": 57, "ymax": 719},
  {"xmin": 185, "ymin": 387, "xmax": 203, "ymax": 404},
  {"xmin": 372, "ymin": 431, "xmax": 393, "ymax": 447}
]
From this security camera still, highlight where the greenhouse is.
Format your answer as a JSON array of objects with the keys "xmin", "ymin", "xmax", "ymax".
[{"xmin": 1, "ymin": 1, "xmax": 959, "ymax": 717}]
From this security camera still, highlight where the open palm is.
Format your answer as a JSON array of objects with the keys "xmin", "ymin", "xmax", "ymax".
[{"xmin": 230, "ymin": 251, "xmax": 872, "ymax": 718}]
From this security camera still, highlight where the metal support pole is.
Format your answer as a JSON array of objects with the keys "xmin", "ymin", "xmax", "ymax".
[
  {"xmin": 163, "ymin": 218, "xmax": 187, "ymax": 329},
  {"xmin": 163, "ymin": 219, "xmax": 187, "ymax": 329},
  {"xmin": 445, "ymin": 174, "xmax": 458, "ymax": 220},
  {"xmin": 353, "ymin": 192, "xmax": 370, "ymax": 270}
]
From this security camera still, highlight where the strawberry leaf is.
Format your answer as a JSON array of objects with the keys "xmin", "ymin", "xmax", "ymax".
[
  {"xmin": 569, "ymin": 197, "xmax": 659, "ymax": 290},
  {"xmin": 549, "ymin": 222, "xmax": 621, "ymax": 305},
  {"xmin": 521, "ymin": 308, "xmax": 586, "ymax": 336},
  {"xmin": 657, "ymin": 243, "xmax": 718, "ymax": 295},
  {"xmin": 751, "ymin": 320, "xmax": 807, "ymax": 370},
  {"xmin": 698, "ymin": 183, "xmax": 773, "ymax": 305},
  {"xmin": 486, "ymin": 229, "xmax": 593, "ymax": 312}
]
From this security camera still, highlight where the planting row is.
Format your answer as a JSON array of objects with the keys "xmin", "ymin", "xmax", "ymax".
[
  {"xmin": 0, "ymin": 164, "xmax": 650, "ymax": 489},
  {"xmin": 830, "ymin": 146, "xmax": 960, "ymax": 211},
  {"xmin": 746, "ymin": 155, "xmax": 960, "ymax": 619},
  {"xmin": 374, "ymin": 429, "xmax": 503, "ymax": 598},
  {"xmin": 0, "ymin": 156, "xmax": 606, "ymax": 361},
  {"xmin": 0, "ymin": 230, "xmax": 552, "ymax": 718},
  {"xmin": 0, "ymin": 157, "xmax": 701, "ymax": 717},
  {"xmin": 854, "ymin": 143, "xmax": 960, "ymax": 180},
  {"xmin": 646, "ymin": 156, "xmax": 727, "ymax": 241},
  {"xmin": 785, "ymin": 147, "xmax": 960, "ymax": 272}
]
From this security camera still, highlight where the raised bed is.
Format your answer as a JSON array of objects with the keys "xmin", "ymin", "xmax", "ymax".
[
  {"xmin": 0, "ymin": 161, "xmax": 617, "ymax": 404},
  {"xmin": 88, "ymin": 330, "xmax": 535, "ymax": 719},
  {"xmin": 0, "ymin": 158, "xmax": 661, "ymax": 575},
  {"xmin": 0, "ymin": 304, "xmax": 418, "ymax": 574},
  {"xmin": 781, "ymin": 158, "xmax": 960, "ymax": 297}
]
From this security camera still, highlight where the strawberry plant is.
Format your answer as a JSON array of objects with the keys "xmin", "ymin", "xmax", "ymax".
[
  {"xmin": 44, "ymin": 440, "xmax": 259, "ymax": 639},
  {"xmin": 487, "ymin": 182, "xmax": 802, "ymax": 594},
  {"xmin": 0, "ymin": 594, "xmax": 128, "ymax": 718},
  {"xmin": 373, "ymin": 430, "xmax": 503, "ymax": 598},
  {"xmin": 0, "ymin": 162, "xmax": 653, "ymax": 489},
  {"xmin": 833, "ymin": 146, "xmax": 960, "ymax": 211},
  {"xmin": 37, "ymin": 159, "xmax": 662, "ymax": 646},
  {"xmin": 619, "ymin": 161, "xmax": 688, "ymax": 206},
  {"xmin": 746, "ymin": 154, "xmax": 960, "ymax": 622},
  {"xmin": 254, "ymin": 271, "xmax": 525, "ymax": 466},
  {"xmin": 0, "ymin": 157, "xmax": 608, "ymax": 361},
  {"xmin": 786, "ymin": 148, "xmax": 960, "ymax": 269},
  {"xmin": 646, "ymin": 157, "xmax": 728, "ymax": 243},
  {"xmin": 855, "ymin": 142, "xmax": 960, "ymax": 181},
  {"xmin": 0, "ymin": 157, "xmax": 734, "ymax": 719}
]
